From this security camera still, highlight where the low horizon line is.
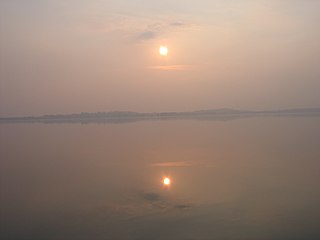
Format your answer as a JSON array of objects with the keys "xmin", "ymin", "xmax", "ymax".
[{"xmin": 1, "ymin": 107, "xmax": 320, "ymax": 120}]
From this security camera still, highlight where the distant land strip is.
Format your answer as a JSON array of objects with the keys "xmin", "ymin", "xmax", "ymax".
[{"xmin": 1, "ymin": 108, "xmax": 320, "ymax": 124}]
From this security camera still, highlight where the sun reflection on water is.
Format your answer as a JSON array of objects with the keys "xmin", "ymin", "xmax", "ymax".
[{"xmin": 163, "ymin": 177, "xmax": 171, "ymax": 186}]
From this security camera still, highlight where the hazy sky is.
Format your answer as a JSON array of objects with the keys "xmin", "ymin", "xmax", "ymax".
[{"xmin": 1, "ymin": 0, "xmax": 319, "ymax": 116}]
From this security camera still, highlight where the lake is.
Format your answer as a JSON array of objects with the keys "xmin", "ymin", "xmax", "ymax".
[{"xmin": 1, "ymin": 116, "xmax": 320, "ymax": 239}]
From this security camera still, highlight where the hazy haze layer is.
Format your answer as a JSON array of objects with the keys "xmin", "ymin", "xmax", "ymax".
[{"xmin": 1, "ymin": 0, "xmax": 320, "ymax": 116}]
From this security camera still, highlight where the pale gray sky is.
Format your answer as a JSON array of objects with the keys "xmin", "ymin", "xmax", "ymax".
[{"xmin": 1, "ymin": 0, "xmax": 319, "ymax": 116}]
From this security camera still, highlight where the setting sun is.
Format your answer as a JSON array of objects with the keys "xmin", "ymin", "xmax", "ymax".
[{"xmin": 159, "ymin": 46, "xmax": 168, "ymax": 56}]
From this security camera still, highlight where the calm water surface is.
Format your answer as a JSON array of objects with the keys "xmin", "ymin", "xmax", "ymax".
[{"xmin": 1, "ymin": 117, "xmax": 320, "ymax": 239}]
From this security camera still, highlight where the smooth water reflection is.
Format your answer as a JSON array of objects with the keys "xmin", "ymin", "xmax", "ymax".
[{"xmin": 1, "ymin": 117, "xmax": 320, "ymax": 239}]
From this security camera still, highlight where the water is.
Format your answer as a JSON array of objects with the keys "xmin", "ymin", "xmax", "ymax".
[{"xmin": 1, "ymin": 117, "xmax": 320, "ymax": 239}]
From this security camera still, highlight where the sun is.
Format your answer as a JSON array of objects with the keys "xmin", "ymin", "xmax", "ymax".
[
  {"xmin": 163, "ymin": 177, "xmax": 171, "ymax": 186},
  {"xmin": 159, "ymin": 46, "xmax": 168, "ymax": 56}
]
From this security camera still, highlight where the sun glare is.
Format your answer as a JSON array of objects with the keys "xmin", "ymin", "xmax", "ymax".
[
  {"xmin": 159, "ymin": 46, "xmax": 168, "ymax": 56},
  {"xmin": 163, "ymin": 177, "xmax": 171, "ymax": 186}
]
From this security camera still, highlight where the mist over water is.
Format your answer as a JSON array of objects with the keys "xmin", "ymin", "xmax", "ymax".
[
  {"xmin": 1, "ymin": 117, "xmax": 319, "ymax": 239},
  {"xmin": 1, "ymin": 0, "xmax": 320, "ymax": 239}
]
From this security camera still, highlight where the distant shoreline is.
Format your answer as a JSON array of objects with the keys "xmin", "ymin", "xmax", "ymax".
[{"xmin": 1, "ymin": 108, "xmax": 320, "ymax": 124}]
